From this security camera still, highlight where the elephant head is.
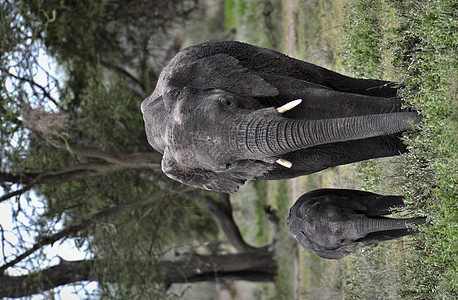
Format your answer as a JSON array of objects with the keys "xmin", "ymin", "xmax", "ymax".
[{"xmin": 142, "ymin": 42, "xmax": 421, "ymax": 193}]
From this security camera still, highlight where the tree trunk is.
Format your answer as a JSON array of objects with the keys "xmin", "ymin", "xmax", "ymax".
[
  {"xmin": 0, "ymin": 260, "xmax": 93, "ymax": 299},
  {"xmin": 199, "ymin": 193, "xmax": 269, "ymax": 253},
  {"xmin": 0, "ymin": 151, "xmax": 161, "ymax": 186},
  {"xmin": 0, "ymin": 252, "xmax": 276, "ymax": 298},
  {"xmin": 164, "ymin": 251, "xmax": 277, "ymax": 287}
]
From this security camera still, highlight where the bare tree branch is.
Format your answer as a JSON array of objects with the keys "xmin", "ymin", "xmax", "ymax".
[
  {"xmin": 0, "ymin": 184, "xmax": 34, "ymax": 203},
  {"xmin": 1, "ymin": 67, "xmax": 60, "ymax": 107},
  {"xmin": 48, "ymin": 141, "xmax": 162, "ymax": 165}
]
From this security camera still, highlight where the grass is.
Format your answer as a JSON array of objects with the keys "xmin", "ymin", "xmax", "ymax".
[{"xmin": 341, "ymin": 0, "xmax": 457, "ymax": 298}]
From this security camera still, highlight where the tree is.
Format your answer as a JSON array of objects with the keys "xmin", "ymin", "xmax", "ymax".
[
  {"xmin": 1, "ymin": 252, "xmax": 277, "ymax": 298},
  {"xmin": 1, "ymin": 1, "xmax": 276, "ymax": 298},
  {"xmin": 0, "ymin": 191, "xmax": 279, "ymax": 298}
]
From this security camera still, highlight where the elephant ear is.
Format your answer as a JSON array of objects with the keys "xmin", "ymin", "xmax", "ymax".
[
  {"xmin": 313, "ymin": 246, "xmax": 350, "ymax": 260},
  {"xmin": 306, "ymin": 236, "xmax": 354, "ymax": 260},
  {"xmin": 330, "ymin": 242, "xmax": 365, "ymax": 258},
  {"xmin": 161, "ymin": 150, "xmax": 275, "ymax": 194},
  {"xmin": 165, "ymin": 54, "xmax": 279, "ymax": 97},
  {"xmin": 161, "ymin": 149, "xmax": 245, "ymax": 194}
]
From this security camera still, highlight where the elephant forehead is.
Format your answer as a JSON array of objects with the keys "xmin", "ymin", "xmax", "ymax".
[
  {"xmin": 165, "ymin": 124, "xmax": 190, "ymax": 149},
  {"xmin": 170, "ymin": 96, "xmax": 221, "ymax": 126},
  {"xmin": 307, "ymin": 224, "xmax": 348, "ymax": 246},
  {"xmin": 292, "ymin": 199, "xmax": 320, "ymax": 218},
  {"xmin": 166, "ymin": 118, "xmax": 224, "ymax": 145},
  {"xmin": 142, "ymin": 96, "xmax": 169, "ymax": 153},
  {"xmin": 140, "ymin": 95, "xmax": 153, "ymax": 114},
  {"xmin": 164, "ymin": 126, "xmax": 230, "ymax": 170},
  {"xmin": 289, "ymin": 214, "xmax": 346, "ymax": 234},
  {"xmin": 303, "ymin": 200, "xmax": 345, "ymax": 221}
]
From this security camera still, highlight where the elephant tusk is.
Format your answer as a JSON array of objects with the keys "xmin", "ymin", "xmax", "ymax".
[
  {"xmin": 276, "ymin": 158, "xmax": 292, "ymax": 168},
  {"xmin": 276, "ymin": 99, "xmax": 302, "ymax": 114}
]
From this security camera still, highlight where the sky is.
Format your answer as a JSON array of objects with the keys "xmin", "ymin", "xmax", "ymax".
[{"xmin": 1, "ymin": 49, "xmax": 99, "ymax": 299}]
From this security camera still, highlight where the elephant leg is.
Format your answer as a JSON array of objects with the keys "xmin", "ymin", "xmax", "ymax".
[
  {"xmin": 357, "ymin": 228, "xmax": 419, "ymax": 246},
  {"xmin": 353, "ymin": 196, "xmax": 406, "ymax": 216},
  {"xmin": 283, "ymin": 66, "xmax": 398, "ymax": 98},
  {"xmin": 330, "ymin": 191, "xmax": 406, "ymax": 216},
  {"xmin": 258, "ymin": 134, "xmax": 406, "ymax": 180},
  {"xmin": 286, "ymin": 91, "xmax": 406, "ymax": 120},
  {"xmin": 357, "ymin": 216, "xmax": 425, "ymax": 245}
]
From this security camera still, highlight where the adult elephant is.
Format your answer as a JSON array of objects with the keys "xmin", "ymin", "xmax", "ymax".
[
  {"xmin": 141, "ymin": 41, "xmax": 420, "ymax": 193},
  {"xmin": 286, "ymin": 189, "xmax": 426, "ymax": 259}
]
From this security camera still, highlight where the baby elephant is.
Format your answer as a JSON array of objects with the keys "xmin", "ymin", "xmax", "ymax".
[{"xmin": 286, "ymin": 189, "xmax": 426, "ymax": 259}]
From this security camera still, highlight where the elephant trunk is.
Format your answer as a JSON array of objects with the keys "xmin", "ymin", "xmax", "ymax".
[
  {"xmin": 354, "ymin": 217, "xmax": 424, "ymax": 235},
  {"xmin": 240, "ymin": 111, "xmax": 420, "ymax": 158}
]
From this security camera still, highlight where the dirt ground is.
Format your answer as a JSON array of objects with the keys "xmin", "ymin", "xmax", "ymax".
[
  {"xmin": 282, "ymin": 0, "xmax": 350, "ymax": 298},
  {"xmin": 282, "ymin": 1, "xmax": 301, "ymax": 298}
]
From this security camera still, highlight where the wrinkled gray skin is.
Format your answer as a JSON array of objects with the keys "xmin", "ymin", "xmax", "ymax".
[
  {"xmin": 286, "ymin": 189, "xmax": 426, "ymax": 259},
  {"xmin": 141, "ymin": 41, "xmax": 421, "ymax": 193}
]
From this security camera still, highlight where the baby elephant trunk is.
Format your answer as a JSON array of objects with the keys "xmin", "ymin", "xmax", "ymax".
[
  {"xmin": 242, "ymin": 111, "xmax": 420, "ymax": 158},
  {"xmin": 355, "ymin": 217, "xmax": 426, "ymax": 235}
]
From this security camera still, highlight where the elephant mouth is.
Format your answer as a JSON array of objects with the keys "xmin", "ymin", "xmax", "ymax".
[{"xmin": 273, "ymin": 99, "xmax": 302, "ymax": 167}]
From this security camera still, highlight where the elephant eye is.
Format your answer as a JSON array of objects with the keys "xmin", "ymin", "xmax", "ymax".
[
  {"xmin": 218, "ymin": 163, "xmax": 233, "ymax": 170},
  {"xmin": 219, "ymin": 97, "xmax": 236, "ymax": 107}
]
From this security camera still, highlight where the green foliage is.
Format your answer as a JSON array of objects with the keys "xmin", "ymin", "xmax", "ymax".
[
  {"xmin": 18, "ymin": 0, "xmax": 200, "ymax": 110},
  {"xmin": 67, "ymin": 69, "xmax": 147, "ymax": 152},
  {"xmin": 341, "ymin": 0, "xmax": 457, "ymax": 298},
  {"xmin": 253, "ymin": 181, "xmax": 269, "ymax": 245},
  {"xmin": 224, "ymin": 0, "xmax": 237, "ymax": 30},
  {"xmin": 342, "ymin": 0, "xmax": 383, "ymax": 77},
  {"xmin": 390, "ymin": 1, "xmax": 457, "ymax": 296},
  {"xmin": 26, "ymin": 0, "xmax": 198, "ymax": 62},
  {"xmin": 224, "ymin": 0, "xmax": 280, "ymax": 48}
]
